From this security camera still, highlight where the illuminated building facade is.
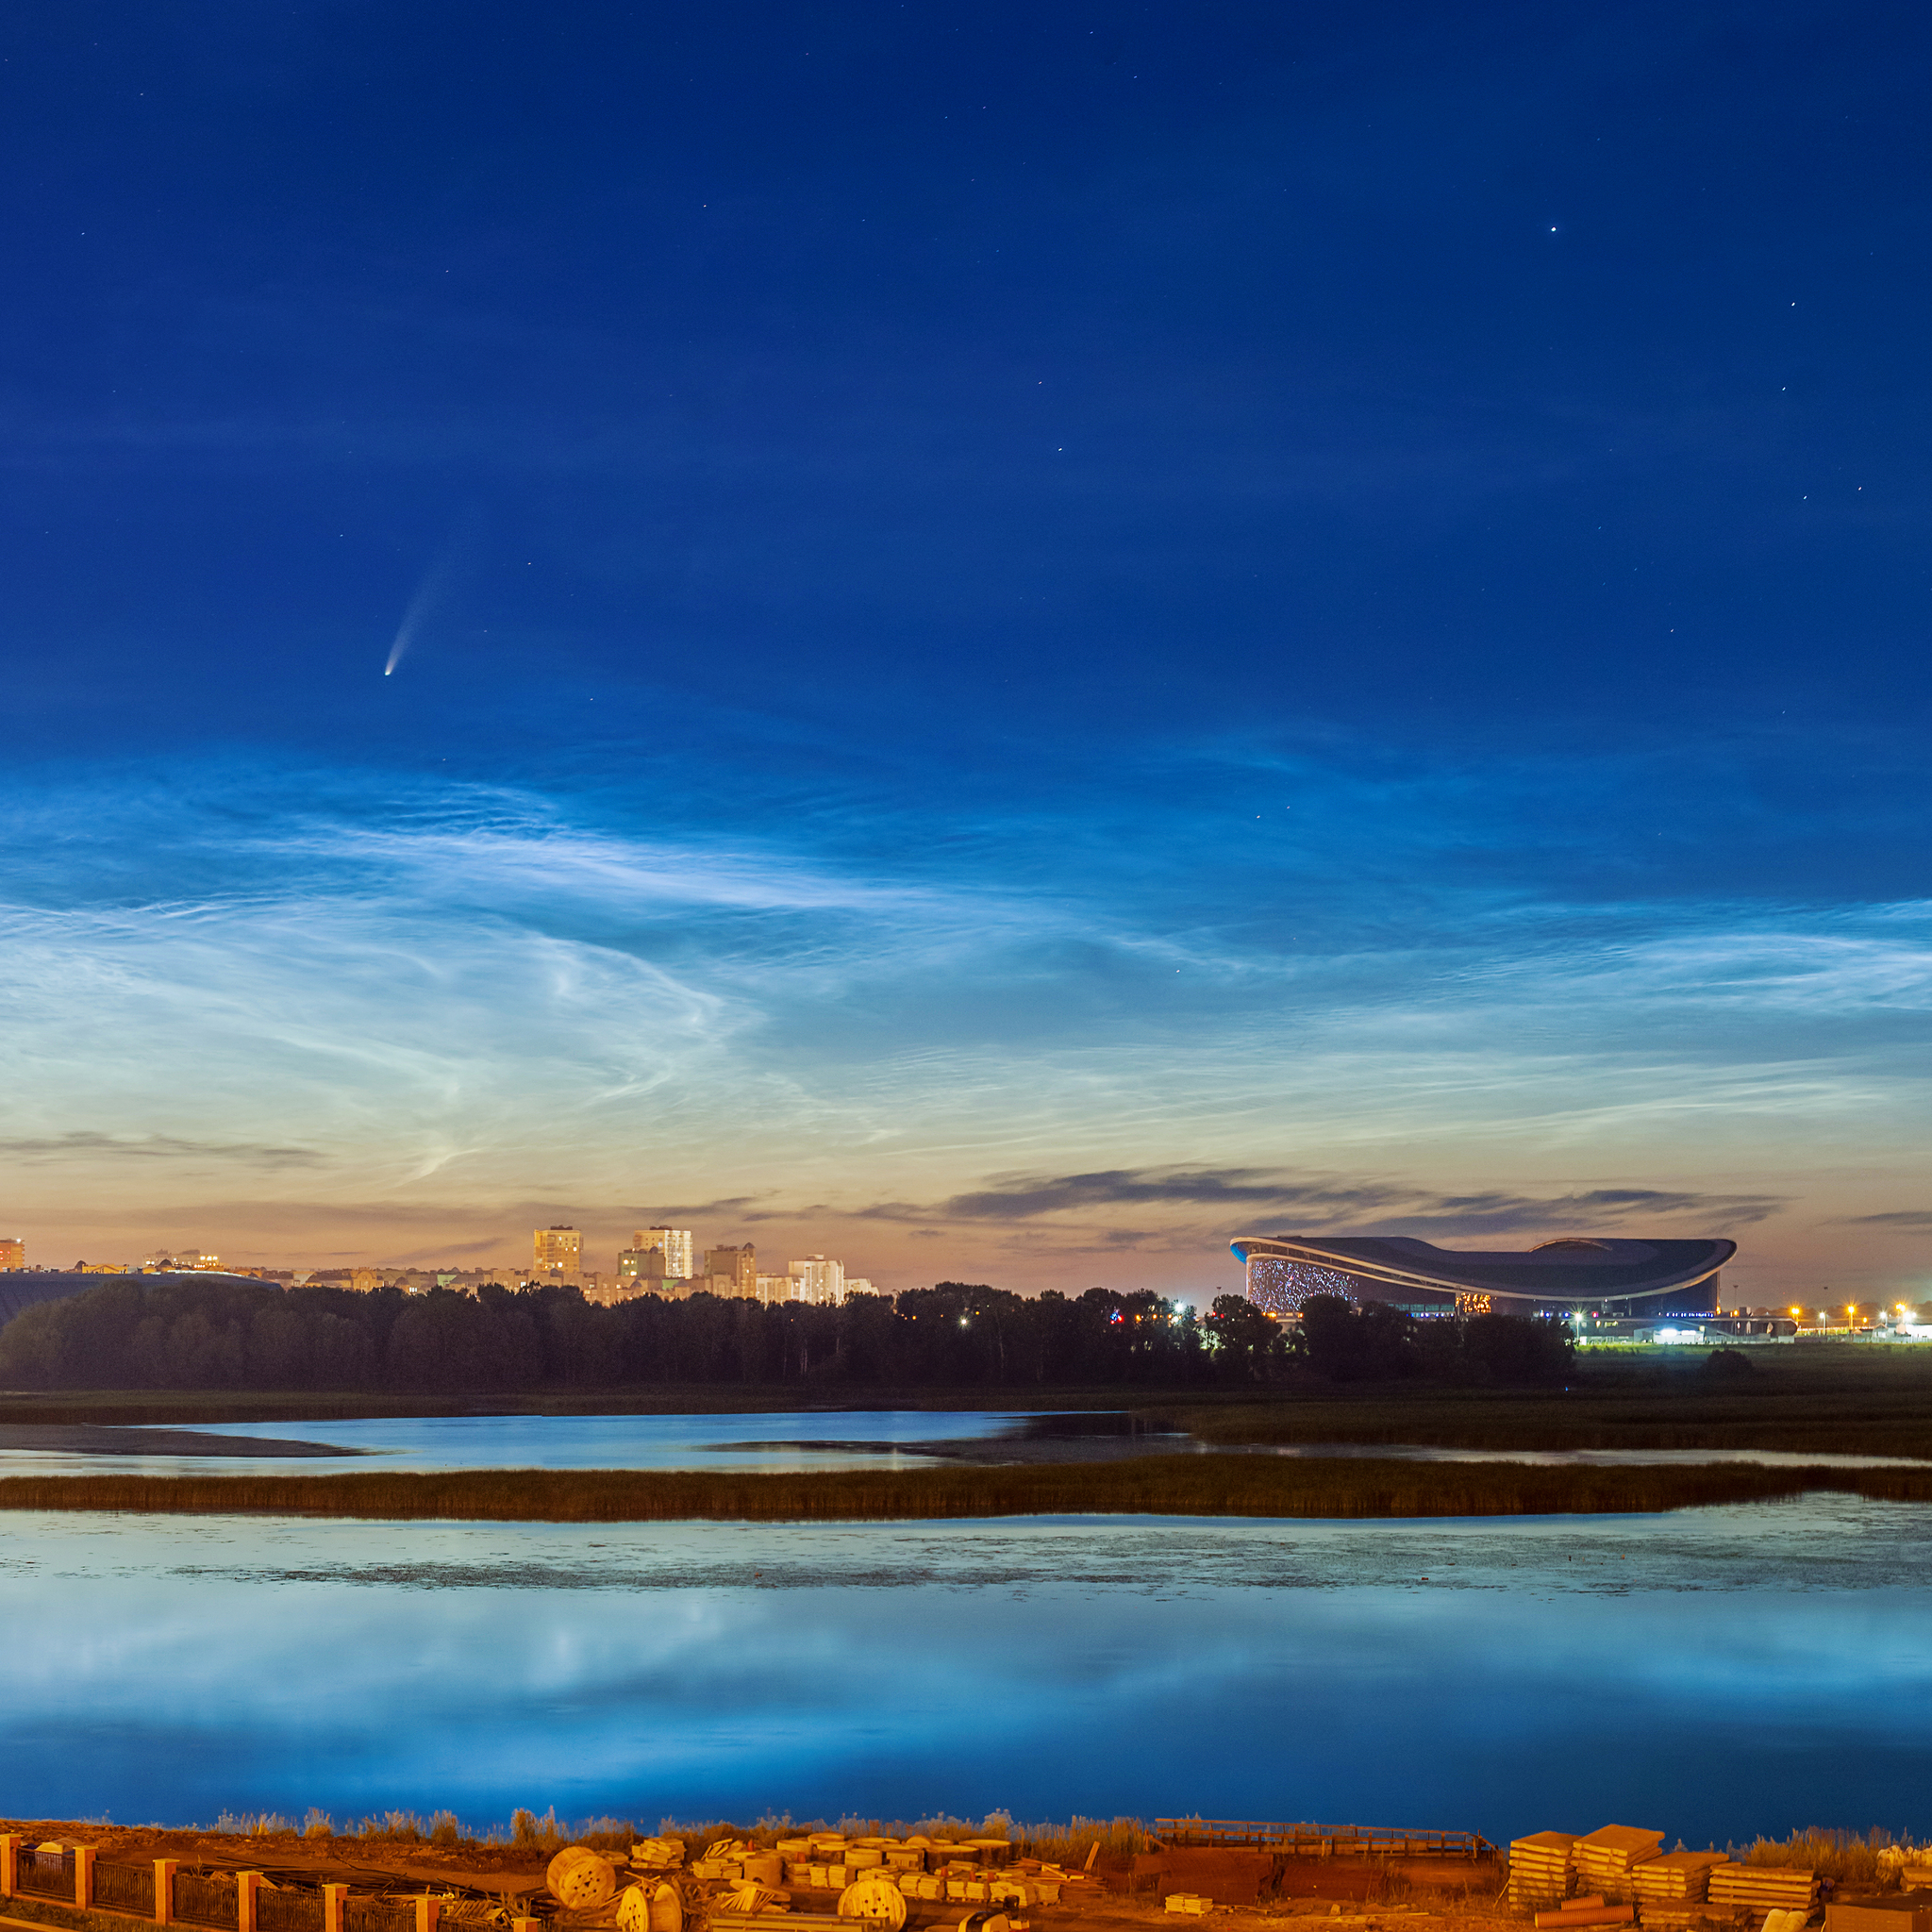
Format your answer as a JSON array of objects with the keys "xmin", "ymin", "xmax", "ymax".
[
  {"xmin": 533, "ymin": 1225, "xmax": 582, "ymax": 1276},
  {"xmin": 0, "ymin": 1238, "xmax": 23, "ymax": 1271},
  {"xmin": 703, "ymin": 1242, "xmax": 758, "ymax": 1297},
  {"xmin": 1232, "ymin": 1233, "xmax": 1736, "ymax": 1316},
  {"xmin": 633, "ymin": 1226, "xmax": 694, "ymax": 1279},
  {"xmin": 789, "ymin": 1255, "xmax": 845, "ymax": 1307},
  {"xmin": 1242, "ymin": 1253, "xmax": 1355, "ymax": 1315}
]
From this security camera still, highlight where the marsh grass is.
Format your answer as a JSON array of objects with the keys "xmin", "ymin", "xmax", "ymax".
[
  {"xmin": 1739, "ymin": 1829, "xmax": 1922, "ymax": 1886},
  {"xmin": 1012, "ymin": 1817, "xmax": 1148, "ymax": 1863},
  {"xmin": 213, "ymin": 1813, "xmax": 291, "ymax": 1837},
  {"xmin": 1, "ymin": 1457, "xmax": 1929, "ymax": 1521},
  {"xmin": 1168, "ymin": 1352, "xmax": 1932, "ymax": 1460}
]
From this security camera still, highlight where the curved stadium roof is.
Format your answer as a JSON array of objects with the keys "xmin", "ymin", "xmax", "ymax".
[{"xmin": 1229, "ymin": 1233, "xmax": 1737, "ymax": 1309}]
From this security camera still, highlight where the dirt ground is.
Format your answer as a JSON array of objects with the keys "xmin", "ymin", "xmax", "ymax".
[
  {"xmin": 0, "ymin": 1824, "xmax": 1518, "ymax": 1932},
  {"xmin": 0, "ymin": 1824, "xmax": 554, "ymax": 1902}
]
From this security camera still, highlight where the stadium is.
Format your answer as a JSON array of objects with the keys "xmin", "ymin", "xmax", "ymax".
[{"xmin": 1231, "ymin": 1233, "xmax": 1737, "ymax": 1318}]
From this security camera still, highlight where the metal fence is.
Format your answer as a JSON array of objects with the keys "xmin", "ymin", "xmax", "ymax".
[
  {"xmin": 4, "ymin": 1849, "xmax": 474, "ymax": 1932},
  {"xmin": 17, "ymin": 1847, "xmax": 75, "ymax": 1899},
  {"xmin": 94, "ymin": 1861, "xmax": 158, "ymax": 1916},
  {"xmin": 175, "ymin": 1871, "xmax": 241, "ymax": 1928},
  {"xmin": 258, "ymin": 1883, "xmax": 327, "ymax": 1932},
  {"xmin": 345, "ymin": 1896, "xmax": 419, "ymax": 1932}
]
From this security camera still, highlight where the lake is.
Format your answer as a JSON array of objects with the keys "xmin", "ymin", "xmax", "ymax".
[
  {"xmin": 0, "ymin": 1409, "xmax": 1032, "ymax": 1477},
  {"xmin": 0, "ymin": 1409, "xmax": 1918, "ymax": 1475},
  {"xmin": 3, "ymin": 1488, "xmax": 1929, "ymax": 1850}
]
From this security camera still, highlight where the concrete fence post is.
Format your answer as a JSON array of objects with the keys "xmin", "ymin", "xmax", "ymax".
[
  {"xmin": 75, "ymin": 1847, "xmax": 96, "ymax": 1910},
  {"xmin": 237, "ymin": 1871, "xmax": 263, "ymax": 1932},
  {"xmin": 322, "ymin": 1883, "xmax": 347, "ymax": 1932},
  {"xmin": 155, "ymin": 1858, "xmax": 179, "ymax": 1924},
  {"xmin": 0, "ymin": 1835, "xmax": 19, "ymax": 1898},
  {"xmin": 415, "ymin": 1895, "xmax": 441, "ymax": 1932}
]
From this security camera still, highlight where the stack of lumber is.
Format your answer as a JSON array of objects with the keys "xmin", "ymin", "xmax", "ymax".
[
  {"xmin": 1631, "ymin": 1853, "xmax": 1727, "ymax": 1907},
  {"xmin": 1576, "ymin": 1826, "xmax": 1666, "ymax": 1900},
  {"xmin": 1827, "ymin": 1897, "xmax": 1932, "ymax": 1932},
  {"xmin": 1707, "ymin": 1865, "xmax": 1819, "ymax": 1924},
  {"xmin": 1512, "ymin": 1833, "xmax": 1580, "ymax": 1908}
]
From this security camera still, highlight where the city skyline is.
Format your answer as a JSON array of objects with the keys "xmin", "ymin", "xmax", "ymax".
[{"xmin": 4, "ymin": 5, "xmax": 1932, "ymax": 1306}]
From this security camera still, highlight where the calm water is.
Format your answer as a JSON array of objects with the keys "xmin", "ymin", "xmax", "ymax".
[
  {"xmin": 3, "ymin": 1493, "xmax": 1930, "ymax": 1847},
  {"xmin": 0, "ymin": 1410, "xmax": 1026, "ymax": 1477},
  {"xmin": 0, "ymin": 1411, "xmax": 1917, "ymax": 1474}
]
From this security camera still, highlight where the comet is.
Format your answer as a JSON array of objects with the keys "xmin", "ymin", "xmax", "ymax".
[{"xmin": 383, "ymin": 525, "xmax": 475, "ymax": 675}]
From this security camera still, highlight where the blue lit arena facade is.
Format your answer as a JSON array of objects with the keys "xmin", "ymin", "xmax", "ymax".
[{"xmin": 1231, "ymin": 1234, "xmax": 1737, "ymax": 1317}]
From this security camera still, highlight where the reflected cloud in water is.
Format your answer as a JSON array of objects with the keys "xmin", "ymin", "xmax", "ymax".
[{"xmin": 3, "ymin": 1500, "xmax": 1929, "ymax": 1843}]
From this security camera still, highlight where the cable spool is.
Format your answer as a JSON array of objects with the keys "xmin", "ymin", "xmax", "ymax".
[
  {"xmin": 838, "ymin": 1876, "xmax": 909, "ymax": 1929},
  {"xmin": 548, "ymin": 1849, "xmax": 618, "ymax": 1909}
]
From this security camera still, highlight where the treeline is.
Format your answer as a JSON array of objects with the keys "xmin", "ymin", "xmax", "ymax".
[{"xmin": 0, "ymin": 1276, "xmax": 1571, "ymax": 1392}]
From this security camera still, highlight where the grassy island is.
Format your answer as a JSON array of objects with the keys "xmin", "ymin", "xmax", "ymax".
[{"xmin": 1, "ymin": 1454, "xmax": 1930, "ymax": 1522}]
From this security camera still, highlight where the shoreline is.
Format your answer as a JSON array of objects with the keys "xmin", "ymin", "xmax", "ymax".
[
  {"xmin": 1, "ymin": 1455, "xmax": 1928, "ymax": 1521},
  {"xmin": 6, "ymin": 1356, "xmax": 1932, "ymax": 1460}
]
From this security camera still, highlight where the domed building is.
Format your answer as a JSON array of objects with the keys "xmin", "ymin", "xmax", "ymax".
[{"xmin": 1231, "ymin": 1232, "xmax": 1736, "ymax": 1318}]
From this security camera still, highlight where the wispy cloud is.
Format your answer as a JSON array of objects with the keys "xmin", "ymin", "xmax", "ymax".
[
  {"xmin": 864, "ymin": 1166, "xmax": 1784, "ymax": 1237},
  {"xmin": 0, "ymin": 1132, "xmax": 322, "ymax": 1169},
  {"xmin": 1834, "ymin": 1209, "xmax": 1932, "ymax": 1230},
  {"xmin": 0, "ymin": 755, "xmax": 1924, "ymax": 1288}
]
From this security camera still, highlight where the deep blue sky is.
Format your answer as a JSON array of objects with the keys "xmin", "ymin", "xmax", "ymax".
[{"xmin": 3, "ymin": 2, "xmax": 1929, "ymax": 1297}]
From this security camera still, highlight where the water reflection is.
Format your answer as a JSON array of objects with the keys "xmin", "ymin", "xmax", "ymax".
[
  {"xmin": 0, "ymin": 1410, "xmax": 1918, "ymax": 1476},
  {"xmin": 0, "ymin": 1410, "xmax": 1023, "ymax": 1478},
  {"xmin": 2, "ymin": 1497, "xmax": 1929, "ymax": 1846},
  {"xmin": 1246, "ymin": 1442, "xmax": 1932, "ymax": 1470}
]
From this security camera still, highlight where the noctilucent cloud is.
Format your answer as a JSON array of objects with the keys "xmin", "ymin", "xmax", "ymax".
[{"xmin": 3, "ymin": 4, "xmax": 1929, "ymax": 1298}]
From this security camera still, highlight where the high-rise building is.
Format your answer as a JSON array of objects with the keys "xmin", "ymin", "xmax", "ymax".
[
  {"xmin": 789, "ymin": 1255, "xmax": 845, "ymax": 1307},
  {"xmin": 0, "ymin": 1238, "xmax": 24, "ymax": 1272},
  {"xmin": 702, "ymin": 1242, "xmax": 757, "ymax": 1298},
  {"xmin": 632, "ymin": 1227, "xmax": 694, "ymax": 1280},
  {"xmin": 533, "ymin": 1226, "xmax": 582, "ymax": 1276}
]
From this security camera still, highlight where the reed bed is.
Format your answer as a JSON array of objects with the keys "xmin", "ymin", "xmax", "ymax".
[
  {"xmin": 1738, "ymin": 1828, "xmax": 1923, "ymax": 1886},
  {"xmin": 0, "ymin": 1456, "xmax": 1929, "ymax": 1521},
  {"xmin": 1011, "ymin": 1816, "xmax": 1148, "ymax": 1863},
  {"xmin": 1171, "ymin": 1384, "xmax": 1932, "ymax": 1461}
]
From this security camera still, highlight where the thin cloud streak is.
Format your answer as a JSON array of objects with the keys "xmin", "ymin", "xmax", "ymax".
[
  {"xmin": 865, "ymin": 1167, "xmax": 1785, "ymax": 1234},
  {"xmin": 0, "ymin": 1132, "xmax": 322, "ymax": 1169}
]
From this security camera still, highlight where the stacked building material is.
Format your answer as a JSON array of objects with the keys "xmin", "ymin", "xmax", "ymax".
[
  {"xmin": 1575, "ymin": 1826, "xmax": 1666, "ymax": 1900},
  {"xmin": 1707, "ymin": 1864, "xmax": 1819, "ymax": 1924},
  {"xmin": 1511, "ymin": 1835, "xmax": 1580, "ymax": 1908},
  {"xmin": 1828, "ymin": 1896, "xmax": 1932, "ymax": 1932},
  {"xmin": 1631, "ymin": 1853, "xmax": 1726, "ymax": 1907}
]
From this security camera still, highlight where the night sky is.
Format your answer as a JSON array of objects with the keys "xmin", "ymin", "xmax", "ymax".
[{"xmin": 4, "ymin": 3, "xmax": 1929, "ymax": 1300}]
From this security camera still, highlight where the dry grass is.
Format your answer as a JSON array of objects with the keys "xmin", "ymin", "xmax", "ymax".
[
  {"xmin": 1740, "ymin": 1829, "xmax": 1920, "ymax": 1886},
  {"xmin": 1013, "ymin": 1816, "xmax": 1149, "ymax": 1863},
  {"xmin": 1166, "ymin": 1351, "xmax": 1932, "ymax": 1459},
  {"xmin": 0, "ymin": 1456, "xmax": 1928, "ymax": 1521}
]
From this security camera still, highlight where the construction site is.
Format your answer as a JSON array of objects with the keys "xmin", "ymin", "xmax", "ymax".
[{"xmin": 0, "ymin": 1813, "xmax": 1921, "ymax": 1932}]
